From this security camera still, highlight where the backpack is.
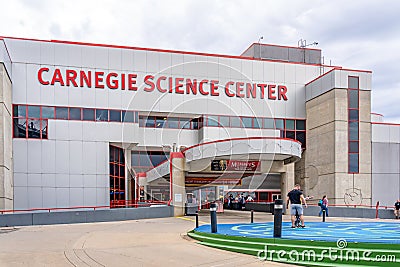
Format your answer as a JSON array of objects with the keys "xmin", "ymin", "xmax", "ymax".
[{"xmin": 318, "ymin": 200, "xmax": 323, "ymax": 206}]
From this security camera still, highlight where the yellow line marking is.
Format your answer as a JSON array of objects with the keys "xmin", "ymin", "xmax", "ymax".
[{"xmin": 176, "ymin": 216, "xmax": 207, "ymax": 224}]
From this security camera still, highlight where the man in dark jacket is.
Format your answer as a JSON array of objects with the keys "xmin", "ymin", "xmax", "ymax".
[{"xmin": 286, "ymin": 184, "xmax": 307, "ymax": 228}]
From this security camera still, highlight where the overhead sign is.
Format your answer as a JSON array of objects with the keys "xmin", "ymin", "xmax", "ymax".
[{"xmin": 211, "ymin": 160, "xmax": 260, "ymax": 172}]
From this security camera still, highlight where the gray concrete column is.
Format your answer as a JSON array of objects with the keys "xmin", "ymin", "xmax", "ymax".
[
  {"xmin": 170, "ymin": 152, "xmax": 186, "ymax": 216},
  {"xmin": 124, "ymin": 149, "xmax": 133, "ymax": 204},
  {"xmin": 0, "ymin": 63, "xmax": 13, "ymax": 210}
]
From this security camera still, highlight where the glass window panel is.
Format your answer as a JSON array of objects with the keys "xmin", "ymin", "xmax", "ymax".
[
  {"xmin": 145, "ymin": 116, "xmax": 155, "ymax": 127},
  {"xmin": 41, "ymin": 119, "xmax": 48, "ymax": 139},
  {"xmin": 275, "ymin": 119, "xmax": 284, "ymax": 129},
  {"xmin": 348, "ymin": 76, "xmax": 359, "ymax": 89},
  {"xmin": 69, "ymin": 108, "xmax": 82, "ymax": 120},
  {"xmin": 219, "ymin": 116, "xmax": 230, "ymax": 127},
  {"xmin": 155, "ymin": 117, "xmax": 167, "ymax": 128},
  {"xmin": 110, "ymin": 164, "xmax": 115, "ymax": 176},
  {"xmin": 131, "ymin": 152, "xmax": 140, "ymax": 166},
  {"xmin": 296, "ymin": 131, "xmax": 306, "ymax": 146},
  {"xmin": 96, "ymin": 109, "xmax": 108, "ymax": 121},
  {"xmin": 139, "ymin": 116, "xmax": 146, "ymax": 127},
  {"xmin": 13, "ymin": 105, "xmax": 26, "ymax": 117},
  {"xmin": 120, "ymin": 165, "xmax": 125, "ymax": 177},
  {"xmin": 349, "ymin": 141, "xmax": 359, "ymax": 153},
  {"xmin": 191, "ymin": 118, "xmax": 199, "ymax": 129},
  {"xmin": 349, "ymin": 122, "xmax": 359, "ymax": 141},
  {"xmin": 167, "ymin": 117, "xmax": 179, "ymax": 128},
  {"xmin": 254, "ymin": 118, "xmax": 262, "ymax": 129},
  {"xmin": 41, "ymin": 106, "xmax": 55, "ymax": 119},
  {"xmin": 296, "ymin": 120, "xmax": 305, "ymax": 130},
  {"xmin": 241, "ymin": 117, "xmax": 253, "ymax": 128},
  {"xmin": 56, "ymin": 107, "xmax": 69, "ymax": 120},
  {"xmin": 180, "ymin": 118, "xmax": 191, "ymax": 129},
  {"xmin": 263, "ymin": 118, "xmax": 274, "ymax": 129},
  {"xmin": 122, "ymin": 111, "xmax": 135, "ymax": 123},
  {"xmin": 285, "ymin": 119, "xmax": 295, "ymax": 130},
  {"xmin": 349, "ymin": 153, "xmax": 359, "ymax": 173},
  {"xmin": 150, "ymin": 154, "xmax": 167, "ymax": 166},
  {"xmin": 109, "ymin": 110, "xmax": 121, "ymax": 122},
  {"xmin": 348, "ymin": 90, "xmax": 359, "ymax": 109},
  {"xmin": 27, "ymin": 119, "xmax": 41, "ymax": 138},
  {"xmin": 207, "ymin": 116, "xmax": 219, "ymax": 127},
  {"xmin": 285, "ymin": 131, "xmax": 295, "ymax": 139},
  {"xmin": 83, "ymin": 108, "xmax": 95, "ymax": 121},
  {"xmin": 349, "ymin": 109, "xmax": 359, "ymax": 121},
  {"xmin": 27, "ymin": 106, "xmax": 41, "ymax": 118},
  {"xmin": 13, "ymin": 118, "xmax": 26, "ymax": 138},
  {"xmin": 230, "ymin": 117, "xmax": 241, "ymax": 127},
  {"xmin": 139, "ymin": 153, "xmax": 151, "ymax": 166}
]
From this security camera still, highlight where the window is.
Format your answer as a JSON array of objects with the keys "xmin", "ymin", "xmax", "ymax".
[
  {"xmin": 219, "ymin": 116, "xmax": 230, "ymax": 127},
  {"xmin": 42, "ymin": 106, "xmax": 55, "ymax": 119},
  {"xmin": 83, "ymin": 108, "xmax": 95, "ymax": 121},
  {"xmin": 96, "ymin": 109, "xmax": 108, "ymax": 121},
  {"xmin": 131, "ymin": 151, "xmax": 169, "ymax": 173},
  {"xmin": 207, "ymin": 116, "xmax": 219, "ymax": 127},
  {"xmin": 263, "ymin": 118, "xmax": 274, "ymax": 129},
  {"xmin": 69, "ymin": 108, "xmax": 82, "ymax": 120},
  {"xmin": 167, "ymin": 117, "xmax": 179, "ymax": 128},
  {"xmin": 13, "ymin": 105, "xmax": 48, "ymax": 139},
  {"xmin": 56, "ymin": 107, "xmax": 68, "ymax": 119},
  {"xmin": 275, "ymin": 119, "xmax": 284, "ymax": 129},
  {"xmin": 348, "ymin": 76, "xmax": 360, "ymax": 173},
  {"xmin": 109, "ymin": 110, "xmax": 121, "ymax": 122},
  {"xmin": 156, "ymin": 117, "xmax": 166, "ymax": 128},
  {"xmin": 230, "ymin": 117, "xmax": 241, "ymax": 128},
  {"xmin": 241, "ymin": 117, "xmax": 253, "ymax": 128},
  {"xmin": 285, "ymin": 119, "xmax": 295, "ymax": 130},
  {"xmin": 122, "ymin": 111, "xmax": 135, "ymax": 123},
  {"xmin": 109, "ymin": 145, "xmax": 126, "ymax": 208}
]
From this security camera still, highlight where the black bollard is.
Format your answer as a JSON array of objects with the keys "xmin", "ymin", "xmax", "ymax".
[
  {"xmin": 322, "ymin": 209, "xmax": 326, "ymax": 222},
  {"xmin": 195, "ymin": 213, "xmax": 199, "ymax": 228},
  {"xmin": 210, "ymin": 202, "xmax": 218, "ymax": 233},
  {"xmin": 251, "ymin": 210, "xmax": 254, "ymax": 223},
  {"xmin": 273, "ymin": 199, "xmax": 283, "ymax": 238}
]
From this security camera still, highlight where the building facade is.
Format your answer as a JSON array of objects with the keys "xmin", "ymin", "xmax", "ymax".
[{"xmin": 0, "ymin": 36, "xmax": 397, "ymax": 215}]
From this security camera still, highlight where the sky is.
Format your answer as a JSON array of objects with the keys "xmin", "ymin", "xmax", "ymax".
[{"xmin": 1, "ymin": 0, "xmax": 400, "ymax": 122}]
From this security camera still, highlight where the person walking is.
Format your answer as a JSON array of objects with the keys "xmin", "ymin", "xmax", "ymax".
[
  {"xmin": 286, "ymin": 184, "xmax": 307, "ymax": 228},
  {"xmin": 394, "ymin": 199, "xmax": 400, "ymax": 219},
  {"xmin": 318, "ymin": 195, "xmax": 329, "ymax": 217}
]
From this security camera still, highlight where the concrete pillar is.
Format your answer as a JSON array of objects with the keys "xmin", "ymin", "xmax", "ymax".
[
  {"xmin": 170, "ymin": 152, "xmax": 186, "ymax": 216},
  {"xmin": 124, "ymin": 149, "xmax": 133, "ymax": 204},
  {"xmin": 281, "ymin": 163, "xmax": 295, "ymax": 202},
  {"xmin": 0, "ymin": 63, "xmax": 13, "ymax": 210}
]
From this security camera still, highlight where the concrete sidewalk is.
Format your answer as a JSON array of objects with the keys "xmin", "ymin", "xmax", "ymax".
[
  {"xmin": 0, "ymin": 210, "xmax": 394, "ymax": 267},
  {"xmin": 0, "ymin": 210, "xmax": 293, "ymax": 267}
]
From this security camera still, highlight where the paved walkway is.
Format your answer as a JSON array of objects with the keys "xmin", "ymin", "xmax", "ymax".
[{"xmin": 0, "ymin": 210, "xmax": 395, "ymax": 267}]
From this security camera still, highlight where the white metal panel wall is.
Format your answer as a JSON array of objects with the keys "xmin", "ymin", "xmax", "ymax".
[
  {"xmin": 372, "ymin": 123, "xmax": 400, "ymax": 206},
  {"xmin": 5, "ymin": 38, "xmax": 317, "ymax": 119}
]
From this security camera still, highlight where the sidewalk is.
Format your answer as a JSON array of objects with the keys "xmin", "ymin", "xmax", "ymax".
[
  {"xmin": 0, "ymin": 210, "xmax": 294, "ymax": 267},
  {"xmin": 0, "ymin": 210, "xmax": 393, "ymax": 267}
]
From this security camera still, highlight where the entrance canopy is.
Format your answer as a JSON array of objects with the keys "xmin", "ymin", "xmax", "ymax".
[{"xmin": 145, "ymin": 137, "xmax": 302, "ymax": 183}]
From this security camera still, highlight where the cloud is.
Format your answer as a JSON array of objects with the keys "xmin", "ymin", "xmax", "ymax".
[{"xmin": 0, "ymin": 0, "xmax": 399, "ymax": 121}]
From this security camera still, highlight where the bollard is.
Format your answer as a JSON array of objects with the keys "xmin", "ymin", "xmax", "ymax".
[
  {"xmin": 322, "ymin": 209, "xmax": 326, "ymax": 222},
  {"xmin": 195, "ymin": 213, "xmax": 199, "ymax": 228},
  {"xmin": 273, "ymin": 199, "xmax": 283, "ymax": 238},
  {"xmin": 251, "ymin": 210, "xmax": 254, "ymax": 223},
  {"xmin": 210, "ymin": 202, "xmax": 218, "ymax": 233}
]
